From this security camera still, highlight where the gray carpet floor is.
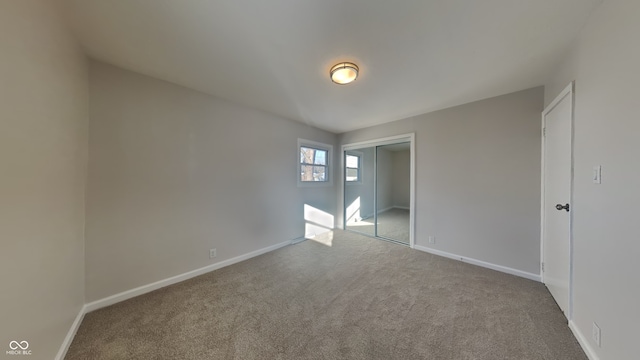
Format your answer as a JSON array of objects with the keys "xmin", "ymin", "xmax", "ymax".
[{"xmin": 66, "ymin": 230, "xmax": 586, "ymax": 360}]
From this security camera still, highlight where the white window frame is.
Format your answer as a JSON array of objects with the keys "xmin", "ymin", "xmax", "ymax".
[
  {"xmin": 298, "ymin": 139, "xmax": 333, "ymax": 187},
  {"xmin": 345, "ymin": 151, "xmax": 363, "ymax": 184}
]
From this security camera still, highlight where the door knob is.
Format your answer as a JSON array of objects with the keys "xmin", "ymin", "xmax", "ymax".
[{"xmin": 555, "ymin": 203, "xmax": 570, "ymax": 212}]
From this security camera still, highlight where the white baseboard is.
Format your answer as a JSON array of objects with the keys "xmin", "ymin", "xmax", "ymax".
[
  {"xmin": 414, "ymin": 245, "xmax": 541, "ymax": 282},
  {"xmin": 55, "ymin": 304, "xmax": 87, "ymax": 360},
  {"xmin": 85, "ymin": 239, "xmax": 292, "ymax": 313},
  {"xmin": 569, "ymin": 321, "xmax": 600, "ymax": 360},
  {"xmin": 291, "ymin": 236, "xmax": 306, "ymax": 244},
  {"xmin": 393, "ymin": 206, "xmax": 410, "ymax": 210}
]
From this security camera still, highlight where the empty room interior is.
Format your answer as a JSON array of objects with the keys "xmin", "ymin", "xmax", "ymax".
[{"xmin": 1, "ymin": 1, "xmax": 638, "ymax": 359}]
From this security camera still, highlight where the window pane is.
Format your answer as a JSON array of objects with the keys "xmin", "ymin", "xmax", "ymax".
[
  {"xmin": 301, "ymin": 165, "xmax": 327, "ymax": 182},
  {"xmin": 346, "ymin": 155, "xmax": 359, "ymax": 168},
  {"xmin": 300, "ymin": 146, "xmax": 327, "ymax": 166},
  {"xmin": 301, "ymin": 165, "xmax": 314, "ymax": 181},
  {"xmin": 346, "ymin": 168, "xmax": 358, "ymax": 181},
  {"xmin": 301, "ymin": 147, "xmax": 314, "ymax": 164},
  {"xmin": 314, "ymin": 149, "xmax": 327, "ymax": 165},
  {"xmin": 313, "ymin": 166, "xmax": 326, "ymax": 181}
]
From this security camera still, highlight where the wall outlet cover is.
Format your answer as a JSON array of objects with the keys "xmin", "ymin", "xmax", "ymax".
[
  {"xmin": 593, "ymin": 165, "xmax": 602, "ymax": 184},
  {"xmin": 592, "ymin": 322, "xmax": 601, "ymax": 347}
]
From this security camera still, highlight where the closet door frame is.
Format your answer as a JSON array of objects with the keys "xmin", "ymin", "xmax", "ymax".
[{"xmin": 341, "ymin": 133, "xmax": 415, "ymax": 248}]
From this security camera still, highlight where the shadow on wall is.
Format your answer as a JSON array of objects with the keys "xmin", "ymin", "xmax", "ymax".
[{"xmin": 304, "ymin": 204, "xmax": 334, "ymax": 246}]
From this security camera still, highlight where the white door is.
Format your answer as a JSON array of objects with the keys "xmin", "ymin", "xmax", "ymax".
[{"xmin": 542, "ymin": 83, "xmax": 573, "ymax": 317}]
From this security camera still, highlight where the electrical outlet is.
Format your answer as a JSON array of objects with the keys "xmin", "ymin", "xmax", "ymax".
[
  {"xmin": 209, "ymin": 248, "xmax": 217, "ymax": 259},
  {"xmin": 428, "ymin": 236, "xmax": 436, "ymax": 244},
  {"xmin": 593, "ymin": 165, "xmax": 602, "ymax": 184},
  {"xmin": 592, "ymin": 322, "xmax": 601, "ymax": 347}
]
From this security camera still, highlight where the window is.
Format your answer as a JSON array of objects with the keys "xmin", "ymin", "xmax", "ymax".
[
  {"xmin": 298, "ymin": 139, "xmax": 332, "ymax": 186},
  {"xmin": 345, "ymin": 153, "xmax": 361, "ymax": 182},
  {"xmin": 301, "ymin": 146, "xmax": 327, "ymax": 181}
]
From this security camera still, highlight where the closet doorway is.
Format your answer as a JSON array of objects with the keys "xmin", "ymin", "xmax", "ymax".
[{"xmin": 342, "ymin": 134, "xmax": 415, "ymax": 247}]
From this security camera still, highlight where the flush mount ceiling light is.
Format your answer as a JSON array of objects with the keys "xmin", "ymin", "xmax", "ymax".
[{"xmin": 330, "ymin": 62, "xmax": 359, "ymax": 85}]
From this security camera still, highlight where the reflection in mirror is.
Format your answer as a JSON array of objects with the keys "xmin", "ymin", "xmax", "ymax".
[
  {"xmin": 376, "ymin": 143, "xmax": 411, "ymax": 244},
  {"xmin": 344, "ymin": 148, "xmax": 375, "ymax": 236}
]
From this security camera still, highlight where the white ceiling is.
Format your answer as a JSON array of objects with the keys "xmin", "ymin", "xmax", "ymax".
[{"xmin": 60, "ymin": 0, "xmax": 601, "ymax": 133}]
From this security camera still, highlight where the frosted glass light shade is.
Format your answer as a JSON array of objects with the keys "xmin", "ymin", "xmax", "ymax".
[{"xmin": 330, "ymin": 62, "xmax": 359, "ymax": 84}]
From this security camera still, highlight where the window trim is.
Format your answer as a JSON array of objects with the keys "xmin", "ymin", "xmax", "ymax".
[
  {"xmin": 298, "ymin": 139, "xmax": 333, "ymax": 187},
  {"xmin": 345, "ymin": 151, "xmax": 363, "ymax": 184}
]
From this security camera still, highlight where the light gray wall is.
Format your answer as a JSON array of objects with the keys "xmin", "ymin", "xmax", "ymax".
[
  {"xmin": 340, "ymin": 87, "xmax": 543, "ymax": 274},
  {"xmin": 85, "ymin": 62, "xmax": 337, "ymax": 302},
  {"xmin": 544, "ymin": 1, "xmax": 639, "ymax": 358},
  {"xmin": 376, "ymin": 148, "xmax": 394, "ymax": 211},
  {"xmin": 392, "ymin": 150, "xmax": 411, "ymax": 208},
  {"xmin": 0, "ymin": 1, "xmax": 88, "ymax": 359}
]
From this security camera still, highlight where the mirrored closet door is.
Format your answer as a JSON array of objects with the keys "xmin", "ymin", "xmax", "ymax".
[
  {"xmin": 375, "ymin": 142, "xmax": 410, "ymax": 244},
  {"xmin": 344, "ymin": 148, "xmax": 375, "ymax": 237},
  {"xmin": 343, "ymin": 136, "xmax": 413, "ymax": 246}
]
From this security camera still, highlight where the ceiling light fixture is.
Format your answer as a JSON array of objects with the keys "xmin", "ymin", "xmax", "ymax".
[{"xmin": 330, "ymin": 62, "xmax": 359, "ymax": 85}]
